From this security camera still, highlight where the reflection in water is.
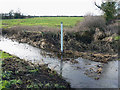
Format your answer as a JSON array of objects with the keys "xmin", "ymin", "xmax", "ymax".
[
  {"xmin": 0, "ymin": 37, "xmax": 118, "ymax": 88},
  {"xmin": 60, "ymin": 55, "xmax": 63, "ymax": 76}
]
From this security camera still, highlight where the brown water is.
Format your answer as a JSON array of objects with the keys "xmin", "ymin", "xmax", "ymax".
[{"xmin": 0, "ymin": 37, "xmax": 118, "ymax": 88}]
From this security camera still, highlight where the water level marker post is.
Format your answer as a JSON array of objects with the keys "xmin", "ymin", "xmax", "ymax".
[
  {"xmin": 60, "ymin": 22, "xmax": 63, "ymax": 76},
  {"xmin": 61, "ymin": 22, "xmax": 63, "ymax": 53}
]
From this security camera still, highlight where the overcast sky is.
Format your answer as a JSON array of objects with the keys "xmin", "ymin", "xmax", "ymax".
[{"xmin": 0, "ymin": 0, "xmax": 103, "ymax": 16}]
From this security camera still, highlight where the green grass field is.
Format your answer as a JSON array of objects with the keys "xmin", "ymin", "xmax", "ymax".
[{"xmin": 2, "ymin": 17, "xmax": 84, "ymax": 28}]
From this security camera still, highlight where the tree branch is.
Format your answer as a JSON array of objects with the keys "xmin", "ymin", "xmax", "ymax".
[{"xmin": 94, "ymin": 2, "xmax": 102, "ymax": 10}]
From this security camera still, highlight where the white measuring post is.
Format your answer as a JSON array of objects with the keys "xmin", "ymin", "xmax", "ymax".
[
  {"xmin": 61, "ymin": 22, "xmax": 63, "ymax": 53},
  {"xmin": 60, "ymin": 22, "xmax": 63, "ymax": 76}
]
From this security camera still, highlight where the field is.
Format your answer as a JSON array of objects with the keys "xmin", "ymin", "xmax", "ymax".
[{"xmin": 2, "ymin": 17, "xmax": 84, "ymax": 28}]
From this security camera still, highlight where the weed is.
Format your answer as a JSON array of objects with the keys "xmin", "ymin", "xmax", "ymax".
[
  {"xmin": 0, "ymin": 51, "xmax": 13, "ymax": 59},
  {"xmin": 2, "ymin": 71, "xmax": 12, "ymax": 80},
  {"xmin": 114, "ymin": 36, "xmax": 120, "ymax": 40},
  {"xmin": 2, "ymin": 79, "xmax": 22, "ymax": 88},
  {"xmin": 29, "ymin": 69, "xmax": 39, "ymax": 73},
  {"xmin": 45, "ymin": 83, "xmax": 51, "ymax": 88},
  {"xmin": 27, "ymin": 83, "xmax": 39, "ymax": 88}
]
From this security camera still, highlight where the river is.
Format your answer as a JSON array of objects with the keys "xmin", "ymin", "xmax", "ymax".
[{"xmin": 0, "ymin": 37, "xmax": 118, "ymax": 88}]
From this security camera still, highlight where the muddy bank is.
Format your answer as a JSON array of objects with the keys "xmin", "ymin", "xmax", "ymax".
[
  {"xmin": 0, "ymin": 38, "xmax": 118, "ymax": 88},
  {"xmin": 2, "ymin": 26, "xmax": 118, "ymax": 62},
  {"xmin": 2, "ymin": 52, "xmax": 70, "ymax": 88}
]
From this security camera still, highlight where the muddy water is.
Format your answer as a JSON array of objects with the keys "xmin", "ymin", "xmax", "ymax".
[{"xmin": 0, "ymin": 37, "xmax": 118, "ymax": 88}]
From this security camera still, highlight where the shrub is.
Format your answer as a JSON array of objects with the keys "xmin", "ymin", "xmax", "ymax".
[
  {"xmin": 77, "ymin": 16, "xmax": 106, "ymax": 31},
  {"xmin": 106, "ymin": 23, "xmax": 119, "ymax": 36}
]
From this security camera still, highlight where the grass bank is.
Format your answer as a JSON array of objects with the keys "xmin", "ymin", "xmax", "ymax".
[
  {"xmin": 0, "ymin": 51, "xmax": 70, "ymax": 89},
  {"xmin": 0, "ymin": 51, "xmax": 13, "ymax": 59}
]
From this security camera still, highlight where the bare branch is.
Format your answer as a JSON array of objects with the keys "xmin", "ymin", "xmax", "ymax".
[{"xmin": 94, "ymin": 2, "xmax": 102, "ymax": 10}]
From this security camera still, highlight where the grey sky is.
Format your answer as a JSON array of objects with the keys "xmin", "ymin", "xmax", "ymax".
[{"xmin": 0, "ymin": 0, "xmax": 103, "ymax": 16}]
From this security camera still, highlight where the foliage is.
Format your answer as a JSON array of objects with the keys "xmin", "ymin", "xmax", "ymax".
[
  {"xmin": 2, "ymin": 71, "xmax": 12, "ymax": 80},
  {"xmin": 29, "ymin": 69, "xmax": 39, "ymax": 73},
  {"xmin": 0, "ymin": 51, "xmax": 13, "ymax": 59},
  {"xmin": 95, "ymin": 0, "xmax": 118, "ymax": 24},
  {"xmin": 1, "ymin": 9, "xmax": 25, "ymax": 19},
  {"xmin": 2, "ymin": 79, "xmax": 22, "ymax": 88},
  {"xmin": 114, "ymin": 36, "xmax": 120, "ymax": 40}
]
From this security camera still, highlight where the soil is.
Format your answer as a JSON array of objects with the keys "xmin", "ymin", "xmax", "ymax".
[
  {"xmin": 2, "ymin": 54, "xmax": 70, "ymax": 88},
  {"xmin": 2, "ymin": 25, "xmax": 118, "ymax": 63}
]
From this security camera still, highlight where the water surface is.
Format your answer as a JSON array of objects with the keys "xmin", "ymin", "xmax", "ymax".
[{"xmin": 0, "ymin": 37, "xmax": 118, "ymax": 88}]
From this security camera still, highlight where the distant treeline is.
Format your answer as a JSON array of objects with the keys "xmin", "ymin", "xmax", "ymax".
[
  {"xmin": 37, "ymin": 16, "xmax": 83, "ymax": 17},
  {"xmin": 0, "ymin": 10, "xmax": 36, "ymax": 19},
  {"xmin": 0, "ymin": 10, "xmax": 83, "ymax": 19},
  {"xmin": 1, "ymin": 14, "xmax": 40, "ymax": 19},
  {"xmin": 1, "ymin": 13, "xmax": 83, "ymax": 19}
]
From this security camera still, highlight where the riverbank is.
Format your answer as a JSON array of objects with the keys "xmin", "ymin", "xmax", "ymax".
[
  {"xmin": 1, "ymin": 51, "xmax": 70, "ymax": 88},
  {"xmin": 2, "ymin": 25, "xmax": 118, "ymax": 63},
  {"xmin": 0, "ymin": 39, "xmax": 118, "ymax": 88}
]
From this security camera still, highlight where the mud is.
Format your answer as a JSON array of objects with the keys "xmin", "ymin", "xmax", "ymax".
[
  {"xmin": 2, "ymin": 54, "xmax": 70, "ymax": 88},
  {"xmin": 2, "ymin": 26, "xmax": 118, "ymax": 63},
  {"xmin": 0, "ymin": 37, "xmax": 118, "ymax": 88}
]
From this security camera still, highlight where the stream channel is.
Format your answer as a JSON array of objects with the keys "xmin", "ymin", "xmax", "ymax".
[{"xmin": 0, "ymin": 36, "xmax": 118, "ymax": 88}]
